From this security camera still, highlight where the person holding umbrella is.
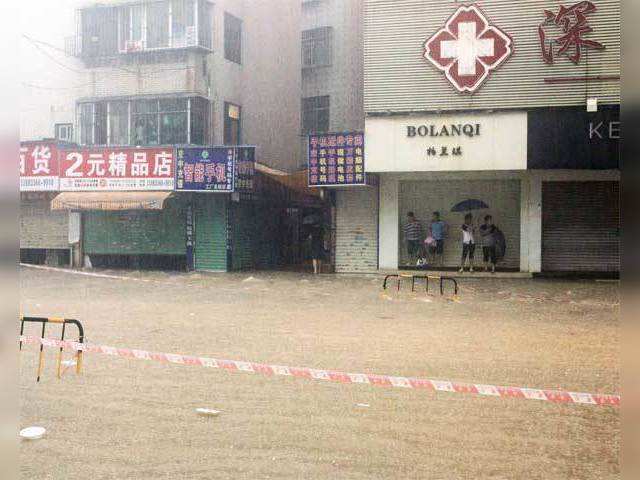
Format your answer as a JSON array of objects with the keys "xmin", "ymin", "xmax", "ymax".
[
  {"xmin": 459, "ymin": 213, "xmax": 476, "ymax": 273},
  {"xmin": 451, "ymin": 199, "xmax": 489, "ymax": 274}
]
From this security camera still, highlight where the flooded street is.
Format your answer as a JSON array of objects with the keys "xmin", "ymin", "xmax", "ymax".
[{"xmin": 19, "ymin": 266, "xmax": 619, "ymax": 479}]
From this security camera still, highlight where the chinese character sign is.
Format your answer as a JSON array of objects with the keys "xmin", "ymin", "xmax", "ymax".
[
  {"xmin": 538, "ymin": 1, "xmax": 605, "ymax": 65},
  {"xmin": 59, "ymin": 147, "xmax": 175, "ymax": 191},
  {"xmin": 309, "ymin": 132, "xmax": 366, "ymax": 187},
  {"xmin": 234, "ymin": 146, "xmax": 256, "ymax": 193},
  {"xmin": 176, "ymin": 147, "xmax": 235, "ymax": 192},
  {"xmin": 20, "ymin": 142, "xmax": 59, "ymax": 191}
]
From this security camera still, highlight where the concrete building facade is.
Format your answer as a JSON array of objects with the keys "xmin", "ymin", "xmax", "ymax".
[{"xmin": 363, "ymin": 0, "xmax": 620, "ymax": 274}]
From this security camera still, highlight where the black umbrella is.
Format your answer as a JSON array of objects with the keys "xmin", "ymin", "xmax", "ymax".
[{"xmin": 451, "ymin": 199, "xmax": 490, "ymax": 212}]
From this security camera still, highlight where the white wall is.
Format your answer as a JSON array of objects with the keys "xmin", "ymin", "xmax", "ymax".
[
  {"xmin": 366, "ymin": 111, "xmax": 527, "ymax": 172},
  {"xmin": 378, "ymin": 174, "xmax": 399, "ymax": 270}
]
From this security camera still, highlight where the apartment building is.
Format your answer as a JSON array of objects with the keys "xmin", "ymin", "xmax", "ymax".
[
  {"xmin": 301, "ymin": 0, "xmax": 372, "ymax": 273},
  {"xmin": 20, "ymin": 0, "xmax": 303, "ymax": 271}
]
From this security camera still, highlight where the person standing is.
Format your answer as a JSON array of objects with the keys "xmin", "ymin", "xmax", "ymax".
[
  {"xmin": 309, "ymin": 223, "xmax": 325, "ymax": 274},
  {"xmin": 403, "ymin": 212, "xmax": 422, "ymax": 265},
  {"xmin": 479, "ymin": 215, "xmax": 497, "ymax": 273},
  {"xmin": 429, "ymin": 211, "xmax": 447, "ymax": 268},
  {"xmin": 459, "ymin": 213, "xmax": 476, "ymax": 273}
]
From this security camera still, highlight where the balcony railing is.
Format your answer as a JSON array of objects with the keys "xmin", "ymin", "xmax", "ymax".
[{"xmin": 72, "ymin": 0, "xmax": 212, "ymax": 60}]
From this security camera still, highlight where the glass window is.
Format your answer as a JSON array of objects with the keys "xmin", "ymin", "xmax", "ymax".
[
  {"xmin": 190, "ymin": 97, "xmax": 208, "ymax": 145},
  {"xmin": 94, "ymin": 102, "xmax": 108, "ymax": 145},
  {"xmin": 109, "ymin": 101, "xmax": 129, "ymax": 145},
  {"xmin": 198, "ymin": 1, "xmax": 212, "ymax": 49},
  {"xmin": 302, "ymin": 27, "xmax": 333, "ymax": 68},
  {"xmin": 224, "ymin": 13, "xmax": 242, "ymax": 64},
  {"xmin": 79, "ymin": 104, "xmax": 93, "ymax": 145},
  {"xmin": 302, "ymin": 96, "xmax": 330, "ymax": 134},
  {"xmin": 55, "ymin": 124, "xmax": 74, "ymax": 143},
  {"xmin": 132, "ymin": 99, "xmax": 159, "ymax": 145},
  {"xmin": 224, "ymin": 102, "xmax": 241, "ymax": 145},
  {"xmin": 171, "ymin": 0, "xmax": 195, "ymax": 48},
  {"xmin": 147, "ymin": 2, "xmax": 170, "ymax": 49},
  {"xmin": 119, "ymin": 5, "xmax": 145, "ymax": 52},
  {"xmin": 159, "ymin": 98, "xmax": 188, "ymax": 144}
]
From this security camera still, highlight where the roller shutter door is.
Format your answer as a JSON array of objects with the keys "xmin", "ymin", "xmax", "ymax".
[
  {"xmin": 542, "ymin": 182, "xmax": 619, "ymax": 272},
  {"xmin": 83, "ymin": 197, "xmax": 186, "ymax": 256},
  {"xmin": 399, "ymin": 180, "xmax": 521, "ymax": 269},
  {"xmin": 335, "ymin": 187, "xmax": 379, "ymax": 273}
]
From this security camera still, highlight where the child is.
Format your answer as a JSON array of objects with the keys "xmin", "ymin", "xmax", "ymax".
[{"xmin": 459, "ymin": 213, "xmax": 476, "ymax": 273}]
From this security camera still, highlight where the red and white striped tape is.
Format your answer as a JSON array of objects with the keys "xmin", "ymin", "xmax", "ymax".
[{"xmin": 19, "ymin": 335, "xmax": 620, "ymax": 408}]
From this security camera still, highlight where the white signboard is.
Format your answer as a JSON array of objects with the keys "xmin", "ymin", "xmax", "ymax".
[{"xmin": 365, "ymin": 111, "xmax": 527, "ymax": 172}]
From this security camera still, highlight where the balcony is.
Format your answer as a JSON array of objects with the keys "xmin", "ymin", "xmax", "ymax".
[{"xmin": 70, "ymin": 0, "xmax": 212, "ymax": 63}]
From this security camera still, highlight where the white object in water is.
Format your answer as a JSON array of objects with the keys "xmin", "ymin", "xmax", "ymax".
[
  {"xmin": 61, "ymin": 360, "xmax": 77, "ymax": 368},
  {"xmin": 356, "ymin": 403, "xmax": 370, "ymax": 408},
  {"xmin": 195, "ymin": 408, "xmax": 221, "ymax": 417},
  {"xmin": 20, "ymin": 426, "xmax": 46, "ymax": 440}
]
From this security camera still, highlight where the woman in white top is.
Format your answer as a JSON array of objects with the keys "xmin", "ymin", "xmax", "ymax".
[{"xmin": 459, "ymin": 213, "xmax": 476, "ymax": 273}]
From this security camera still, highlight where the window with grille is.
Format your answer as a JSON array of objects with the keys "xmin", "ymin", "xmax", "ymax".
[
  {"xmin": 54, "ymin": 124, "xmax": 74, "ymax": 143},
  {"xmin": 302, "ymin": 96, "xmax": 330, "ymax": 134},
  {"xmin": 302, "ymin": 27, "xmax": 333, "ymax": 68},
  {"xmin": 224, "ymin": 13, "xmax": 243, "ymax": 64},
  {"xmin": 77, "ymin": 97, "xmax": 208, "ymax": 146}
]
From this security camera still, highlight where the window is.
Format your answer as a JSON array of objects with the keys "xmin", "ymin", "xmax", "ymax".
[
  {"xmin": 78, "ymin": 103, "xmax": 94, "ymax": 145},
  {"xmin": 78, "ymin": 97, "xmax": 209, "ymax": 146},
  {"xmin": 190, "ymin": 97, "xmax": 209, "ymax": 145},
  {"xmin": 94, "ymin": 103, "xmax": 108, "ymax": 145},
  {"xmin": 224, "ymin": 13, "xmax": 242, "ymax": 64},
  {"xmin": 302, "ymin": 96, "xmax": 330, "ymax": 134},
  {"xmin": 171, "ymin": 0, "xmax": 196, "ymax": 48},
  {"xmin": 55, "ymin": 124, "xmax": 73, "ymax": 143},
  {"xmin": 119, "ymin": 4, "xmax": 144, "ymax": 52},
  {"xmin": 109, "ymin": 101, "xmax": 129, "ymax": 145},
  {"xmin": 302, "ymin": 27, "xmax": 333, "ymax": 68},
  {"xmin": 113, "ymin": 1, "xmax": 203, "ymax": 54},
  {"xmin": 131, "ymin": 99, "xmax": 160, "ymax": 145},
  {"xmin": 147, "ymin": 2, "xmax": 170, "ymax": 49},
  {"xmin": 159, "ymin": 98, "xmax": 189, "ymax": 144},
  {"xmin": 224, "ymin": 102, "xmax": 241, "ymax": 145},
  {"xmin": 81, "ymin": 7, "xmax": 119, "ymax": 57}
]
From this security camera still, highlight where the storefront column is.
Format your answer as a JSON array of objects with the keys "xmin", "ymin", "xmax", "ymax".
[
  {"xmin": 520, "ymin": 173, "xmax": 542, "ymax": 273},
  {"xmin": 378, "ymin": 174, "xmax": 399, "ymax": 270}
]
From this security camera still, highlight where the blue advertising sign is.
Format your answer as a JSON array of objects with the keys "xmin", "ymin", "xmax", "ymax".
[
  {"xmin": 308, "ymin": 132, "xmax": 365, "ymax": 187},
  {"xmin": 176, "ymin": 147, "xmax": 235, "ymax": 192}
]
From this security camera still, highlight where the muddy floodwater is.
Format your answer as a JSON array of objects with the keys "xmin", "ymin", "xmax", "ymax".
[{"xmin": 19, "ymin": 267, "xmax": 619, "ymax": 479}]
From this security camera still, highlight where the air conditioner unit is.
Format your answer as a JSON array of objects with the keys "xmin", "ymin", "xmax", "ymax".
[
  {"xmin": 186, "ymin": 26, "xmax": 197, "ymax": 46},
  {"xmin": 125, "ymin": 40, "xmax": 144, "ymax": 52}
]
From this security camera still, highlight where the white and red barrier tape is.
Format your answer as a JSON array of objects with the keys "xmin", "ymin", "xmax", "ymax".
[{"xmin": 19, "ymin": 335, "xmax": 620, "ymax": 408}]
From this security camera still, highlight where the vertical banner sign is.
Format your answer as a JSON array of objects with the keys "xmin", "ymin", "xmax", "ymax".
[
  {"xmin": 175, "ymin": 147, "xmax": 235, "ymax": 192},
  {"xmin": 308, "ymin": 132, "xmax": 366, "ymax": 187},
  {"xmin": 59, "ymin": 147, "xmax": 175, "ymax": 191},
  {"xmin": 185, "ymin": 203, "xmax": 195, "ymax": 270},
  {"xmin": 234, "ymin": 146, "xmax": 256, "ymax": 196},
  {"xmin": 20, "ymin": 142, "xmax": 60, "ymax": 191}
]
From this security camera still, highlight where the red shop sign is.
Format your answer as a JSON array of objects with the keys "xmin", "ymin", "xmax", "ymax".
[
  {"xmin": 59, "ymin": 147, "xmax": 175, "ymax": 191},
  {"xmin": 20, "ymin": 142, "xmax": 60, "ymax": 191}
]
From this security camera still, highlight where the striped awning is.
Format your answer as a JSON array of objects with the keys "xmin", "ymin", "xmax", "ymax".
[{"xmin": 51, "ymin": 192, "xmax": 173, "ymax": 211}]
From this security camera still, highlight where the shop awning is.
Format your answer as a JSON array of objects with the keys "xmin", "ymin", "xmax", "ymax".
[{"xmin": 51, "ymin": 192, "xmax": 174, "ymax": 211}]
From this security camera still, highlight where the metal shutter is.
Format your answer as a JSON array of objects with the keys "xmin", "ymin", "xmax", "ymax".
[
  {"xmin": 399, "ymin": 180, "xmax": 521, "ymax": 269},
  {"xmin": 335, "ymin": 187, "xmax": 379, "ymax": 273},
  {"xmin": 542, "ymin": 181, "xmax": 619, "ymax": 272}
]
